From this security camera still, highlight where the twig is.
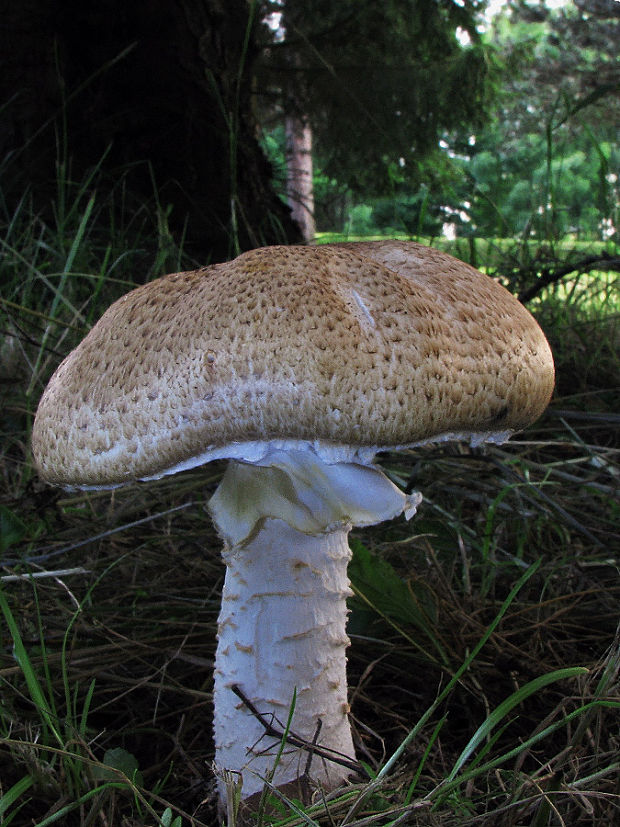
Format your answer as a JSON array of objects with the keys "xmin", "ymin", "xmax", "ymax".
[
  {"xmin": 230, "ymin": 684, "xmax": 366, "ymax": 776},
  {"xmin": 0, "ymin": 567, "xmax": 90, "ymax": 582},
  {"xmin": 516, "ymin": 252, "xmax": 620, "ymax": 303},
  {"xmin": 0, "ymin": 501, "xmax": 195, "ymax": 567}
]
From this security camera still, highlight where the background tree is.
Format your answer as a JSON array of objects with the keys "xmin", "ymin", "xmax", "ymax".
[
  {"xmin": 458, "ymin": 0, "xmax": 620, "ymax": 241},
  {"xmin": 327, "ymin": 0, "xmax": 619, "ymax": 244},
  {"xmin": 2, "ymin": 0, "xmax": 500, "ymax": 256},
  {"xmin": 257, "ymin": 0, "xmax": 499, "ymax": 200},
  {"xmin": 0, "ymin": 0, "xmax": 302, "ymax": 262},
  {"xmin": 503, "ymin": 0, "xmax": 619, "ymax": 130},
  {"xmin": 284, "ymin": 114, "xmax": 316, "ymax": 241}
]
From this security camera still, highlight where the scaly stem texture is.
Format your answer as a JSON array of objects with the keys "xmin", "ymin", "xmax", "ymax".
[{"xmin": 213, "ymin": 517, "xmax": 356, "ymax": 800}]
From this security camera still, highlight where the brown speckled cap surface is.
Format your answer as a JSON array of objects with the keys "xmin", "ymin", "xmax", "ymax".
[{"xmin": 32, "ymin": 243, "xmax": 554, "ymax": 487}]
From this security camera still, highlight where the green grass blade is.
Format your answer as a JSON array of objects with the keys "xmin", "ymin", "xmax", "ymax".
[
  {"xmin": 376, "ymin": 558, "xmax": 542, "ymax": 782},
  {"xmin": 79, "ymin": 678, "xmax": 97, "ymax": 738},
  {"xmin": 63, "ymin": 193, "xmax": 96, "ymax": 275},
  {"xmin": 405, "ymin": 714, "xmax": 447, "ymax": 802},
  {"xmin": 0, "ymin": 775, "xmax": 34, "ymax": 819},
  {"xmin": 33, "ymin": 782, "xmax": 129, "ymax": 826},
  {"xmin": 446, "ymin": 666, "xmax": 589, "ymax": 781},
  {"xmin": 428, "ymin": 699, "xmax": 620, "ymax": 805},
  {"xmin": 0, "ymin": 589, "xmax": 62, "ymax": 745},
  {"xmin": 26, "ymin": 193, "xmax": 96, "ymax": 395}
]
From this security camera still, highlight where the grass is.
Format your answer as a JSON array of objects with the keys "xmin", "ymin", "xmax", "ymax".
[{"xmin": 1, "ymin": 175, "xmax": 619, "ymax": 826}]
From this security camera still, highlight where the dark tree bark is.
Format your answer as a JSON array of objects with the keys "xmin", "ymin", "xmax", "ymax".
[{"xmin": 0, "ymin": 0, "xmax": 301, "ymax": 262}]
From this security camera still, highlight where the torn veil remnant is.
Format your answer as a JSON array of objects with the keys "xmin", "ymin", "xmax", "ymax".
[{"xmin": 32, "ymin": 242, "xmax": 554, "ymax": 805}]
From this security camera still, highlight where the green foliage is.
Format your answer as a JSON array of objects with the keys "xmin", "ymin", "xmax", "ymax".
[
  {"xmin": 346, "ymin": 204, "xmax": 375, "ymax": 237},
  {"xmin": 457, "ymin": 113, "xmax": 619, "ymax": 242},
  {"xmin": 298, "ymin": 1, "xmax": 619, "ymax": 248},
  {"xmin": 258, "ymin": 0, "xmax": 499, "ymax": 194},
  {"xmin": 460, "ymin": 0, "xmax": 619, "ymax": 242},
  {"xmin": 92, "ymin": 748, "xmax": 144, "ymax": 786},
  {"xmin": 349, "ymin": 538, "xmax": 448, "ymax": 666},
  {"xmin": 0, "ymin": 506, "xmax": 28, "ymax": 554}
]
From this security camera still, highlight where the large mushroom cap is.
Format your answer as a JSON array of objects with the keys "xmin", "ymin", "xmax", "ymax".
[{"xmin": 32, "ymin": 243, "xmax": 554, "ymax": 487}]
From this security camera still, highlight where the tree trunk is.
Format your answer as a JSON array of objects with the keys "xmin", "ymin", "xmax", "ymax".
[
  {"xmin": 0, "ymin": 0, "xmax": 301, "ymax": 263},
  {"xmin": 285, "ymin": 116, "xmax": 315, "ymax": 242}
]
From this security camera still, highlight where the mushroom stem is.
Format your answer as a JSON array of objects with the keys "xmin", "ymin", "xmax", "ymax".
[
  {"xmin": 213, "ymin": 517, "xmax": 357, "ymax": 800},
  {"xmin": 208, "ymin": 448, "xmax": 420, "ymax": 802}
]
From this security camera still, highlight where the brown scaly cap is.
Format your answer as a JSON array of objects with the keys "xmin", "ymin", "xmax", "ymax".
[{"xmin": 32, "ymin": 243, "xmax": 554, "ymax": 487}]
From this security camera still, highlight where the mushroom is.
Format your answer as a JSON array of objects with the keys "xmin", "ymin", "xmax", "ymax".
[{"xmin": 31, "ymin": 242, "xmax": 554, "ymax": 806}]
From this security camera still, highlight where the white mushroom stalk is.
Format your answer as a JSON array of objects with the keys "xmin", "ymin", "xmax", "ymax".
[{"xmin": 209, "ymin": 448, "xmax": 420, "ymax": 799}]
